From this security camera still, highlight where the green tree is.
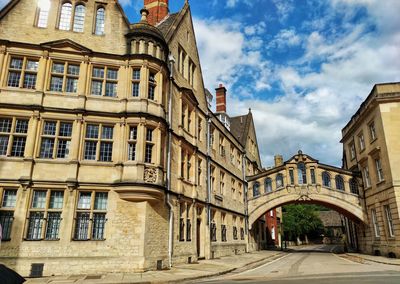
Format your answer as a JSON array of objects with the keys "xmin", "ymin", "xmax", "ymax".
[{"xmin": 282, "ymin": 204, "xmax": 324, "ymax": 242}]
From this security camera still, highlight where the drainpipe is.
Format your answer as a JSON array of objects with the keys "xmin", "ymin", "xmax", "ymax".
[
  {"xmin": 166, "ymin": 53, "xmax": 175, "ymax": 268},
  {"xmin": 206, "ymin": 117, "xmax": 212, "ymax": 226},
  {"xmin": 242, "ymin": 153, "xmax": 249, "ymax": 252}
]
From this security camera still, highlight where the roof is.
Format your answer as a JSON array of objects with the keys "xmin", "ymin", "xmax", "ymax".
[
  {"xmin": 230, "ymin": 113, "xmax": 252, "ymax": 146},
  {"xmin": 157, "ymin": 13, "xmax": 179, "ymax": 36},
  {"xmin": 318, "ymin": 211, "xmax": 343, "ymax": 227}
]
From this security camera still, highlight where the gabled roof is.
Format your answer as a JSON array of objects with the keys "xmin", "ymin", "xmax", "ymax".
[
  {"xmin": 230, "ymin": 113, "xmax": 251, "ymax": 146},
  {"xmin": 157, "ymin": 13, "xmax": 179, "ymax": 36}
]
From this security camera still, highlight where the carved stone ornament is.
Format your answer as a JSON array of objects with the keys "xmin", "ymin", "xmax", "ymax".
[{"xmin": 144, "ymin": 167, "xmax": 157, "ymax": 183}]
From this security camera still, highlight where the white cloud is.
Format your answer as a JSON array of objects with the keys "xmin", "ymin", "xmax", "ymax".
[
  {"xmin": 119, "ymin": 0, "xmax": 133, "ymax": 6},
  {"xmin": 226, "ymin": 0, "xmax": 239, "ymax": 8},
  {"xmin": 267, "ymin": 28, "xmax": 302, "ymax": 50},
  {"xmin": 272, "ymin": 0, "xmax": 294, "ymax": 23}
]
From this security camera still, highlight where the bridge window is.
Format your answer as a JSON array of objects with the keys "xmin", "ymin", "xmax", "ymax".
[
  {"xmin": 298, "ymin": 163, "xmax": 307, "ymax": 184},
  {"xmin": 253, "ymin": 182, "xmax": 260, "ymax": 197},
  {"xmin": 350, "ymin": 178, "xmax": 359, "ymax": 195},
  {"xmin": 310, "ymin": 168, "xmax": 316, "ymax": 184},
  {"xmin": 335, "ymin": 175, "xmax": 344, "ymax": 191},
  {"xmin": 276, "ymin": 174, "xmax": 284, "ymax": 189},
  {"xmin": 265, "ymin": 178, "xmax": 272, "ymax": 193},
  {"xmin": 289, "ymin": 168, "xmax": 294, "ymax": 185},
  {"xmin": 322, "ymin": 172, "xmax": 331, "ymax": 188}
]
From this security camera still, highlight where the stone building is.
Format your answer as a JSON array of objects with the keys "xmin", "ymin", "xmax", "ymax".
[
  {"xmin": 0, "ymin": 0, "xmax": 268, "ymax": 276},
  {"xmin": 341, "ymin": 82, "xmax": 400, "ymax": 258}
]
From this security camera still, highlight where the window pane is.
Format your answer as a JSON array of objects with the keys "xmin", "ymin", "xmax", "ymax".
[
  {"xmin": 95, "ymin": 7, "xmax": 105, "ymax": 35},
  {"xmin": 107, "ymin": 69, "xmax": 117, "ymax": 80},
  {"xmin": 23, "ymin": 73, "xmax": 37, "ymax": 89},
  {"xmin": 0, "ymin": 211, "xmax": 14, "ymax": 240},
  {"xmin": 101, "ymin": 126, "xmax": 113, "ymax": 139},
  {"xmin": 132, "ymin": 69, "xmax": 140, "ymax": 80},
  {"xmin": 11, "ymin": 137, "xmax": 26, "ymax": 157},
  {"xmin": 52, "ymin": 63, "xmax": 64, "ymax": 74},
  {"xmin": 92, "ymin": 67, "xmax": 104, "ymax": 78},
  {"xmin": 2, "ymin": 190, "xmax": 17, "ymax": 207},
  {"xmin": 59, "ymin": 3, "xmax": 72, "ymax": 30},
  {"xmin": 145, "ymin": 144, "xmax": 153, "ymax": 163},
  {"xmin": 74, "ymin": 212, "xmax": 90, "ymax": 240},
  {"xmin": 86, "ymin": 124, "xmax": 99, "ymax": 138},
  {"xmin": 45, "ymin": 212, "xmax": 61, "ymax": 240},
  {"xmin": 26, "ymin": 60, "xmax": 39, "ymax": 71},
  {"xmin": 84, "ymin": 141, "xmax": 97, "ymax": 160},
  {"xmin": 146, "ymin": 129, "xmax": 153, "ymax": 141},
  {"xmin": 56, "ymin": 139, "xmax": 70, "ymax": 158},
  {"xmin": 59, "ymin": 122, "xmax": 72, "ymax": 137},
  {"xmin": 15, "ymin": 120, "xmax": 28, "ymax": 133},
  {"xmin": 43, "ymin": 121, "xmax": 57, "ymax": 135},
  {"xmin": 10, "ymin": 58, "xmax": 23, "ymax": 69},
  {"xmin": 72, "ymin": 5, "xmax": 86, "ymax": 32},
  {"xmin": 50, "ymin": 76, "xmax": 63, "ymax": 92},
  {"xmin": 27, "ymin": 211, "xmax": 44, "ymax": 240},
  {"xmin": 132, "ymin": 82, "xmax": 139, "ymax": 97},
  {"xmin": 91, "ymin": 80, "xmax": 102, "ymax": 96},
  {"xmin": 92, "ymin": 213, "xmax": 106, "ymax": 240},
  {"xmin": 40, "ymin": 137, "xmax": 54, "ymax": 158},
  {"xmin": 129, "ymin": 127, "xmax": 137, "ymax": 140},
  {"xmin": 32, "ymin": 191, "xmax": 46, "ymax": 209},
  {"xmin": 49, "ymin": 191, "xmax": 64, "ymax": 209},
  {"xmin": 67, "ymin": 65, "xmax": 80, "ymax": 75},
  {"xmin": 128, "ymin": 143, "xmax": 136, "ymax": 160},
  {"xmin": 0, "ymin": 118, "xmax": 12, "ymax": 133},
  {"xmin": 105, "ymin": 82, "xmax": 117, "ymax": 97},
  {"xmin": 37, "ymin": 4, "xmax": 50, "ymax": 28},
  {"xmin": 148, "ymin": 84, "xmax": 155, "ymax": 100},
  {"xmin": 7, "ymin": 71, "xmax": 21, "ymax": 87},
  {"xmin": 0, "ymin": 136, "xmax": 9, "ymax": 155},
  {"xmin": 66, "ymin": 78, "xmax": 78, "ymax": 93},
  {"xmin": 99, "ymin": 142, "xmax": 112, "ymax": 162},
  {"xmin": 94, "ymin": 192, "xmax": 108, "ymax": 210},
  {"xmin": 78, "ymin": 192, "xmax": 91, "ymax": 209}
]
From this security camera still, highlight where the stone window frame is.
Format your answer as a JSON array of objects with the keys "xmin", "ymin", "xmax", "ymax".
[
  {"xmin": 363, "ymin": 165, "xmax": 371, "ymax": 188},
  {"xmin": 349, "ymin": 142, "xmax": 356, "ymax": 161},
  {"xmin": 349, "ymin": 178, "xmax": 359, "ymax": 195},
  {"xmin": 335, "ymin": 175, "xmax": 345, "ymax": 191},
  {"xmin": 127, "ymin": 125, "xmax": 138, "ymax": 161},
  {"xmin": 210, "ymin": 165, "xmax": 216, "ymax": 193},
  {"xmin": 38, "ymin": 120, "xmax": 73, "ymax": 159},
  {"xmin": 82, "ymin": 123, "xmax": 114, "ymax": 162},
  {"xmin": 265, "ymin": 177, "xmax": 272, "ymax": 193},
  {"xmin": 358, "ymin": 132, "xmax": 365, "ymax": 152},
  {"xmin": 322, "ymin": 171, "xmax": 331, "ymax": 188},
  {"xmin": 253, "ymin": 182, "xmax": 260, "ymax": 197},
  {"xmin": 147, "ymin": 70, "xmax": 157, "ymax": 101},
  {"xmin": 56, "ymin": 1, "xmax": 87, "ymax": 32},
  {"xmin": 368, "ymin": 120, "xmax": 377, "ymax": 143},
  {"xmin": 0, "ymin": 188, "xmax": 18, "ymax": 241},
  {"xmin": 371, "ymin": 208, "xmax": 380, "ymax": 238},
  {"xmin": 219, "ymin": 171, "xmax": 225, "ymax": 196},
  {"xmin": 310, "ymin": 167, "xmax": 316, "ymax": 184},
  {"xmin": 93, "ymin": 5, "xmax": 106, "ymax": 36},
  {"xmin": 232, "ymin": 215, "xmax": 238, "ymax": 240},
  {"xmin": 288, "ymin": 168, "xmax": 295, "ymax": 185},
  {"xmin": 89, "ymin": 65, "xmax": 119, "ymax": 98},
  {"xmin": 231, "ymin": 178, "xmax": 236, "ymax": 200},
  {"xmin": 276, "ymin": 173, "xmax": 284, "ymax": 189},
  {"xmin": 131, "ymin": 67, "xmax": 141, "ymax": 97},
  {"xmin": 48, "ymin": 60, "xmax": 80, "ymax": 94},
  {"xmin": 180, "ymin": 147, "xmax": 193, "ymax": 182},
  {"xmin": 144, "ymin": 127, "xmax": 155, "ymax": 164},
  {"xmin": 383, "ymin": 204, "xmax": 395, "ymax": 238},
  {"xmin": 73, "ymin": 190, "xmax": 108, "ymax": 241},
  {"xmin": 25, "ymin": 189, "xmax": 64, "ymax": 241},
  {"xmin": 6, "ymin": 56, "xmax": 39, "ymax": 90},
  {"xmin": 35, "ymin": 0, "xmax": 51, "ymax": 28},
  {"xmin": 0, "ymin": 117, "xmax": 29, "ymax": 158},
  {"xmin": 197, "ymin": 158, "xmax": 202, "ymax": 186},
  {"xmin": 221, "ymin": 213, "xmax": 227, "ymax": 242},
  {"xmin": 375, "ymin": 158, "xmax": 384, "ymax": 183},
  {"xmin": 297, "ymin": 162, "xmax": 307, "ymax": 185}
]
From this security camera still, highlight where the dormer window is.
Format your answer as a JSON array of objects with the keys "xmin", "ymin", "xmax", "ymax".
[
  {"xmin": 37, "ymin": 0, "xmax": 51, "ymax": 28},
  {"xmin": 95, "ymin": 7, "xmax": 105, "ymax": 35}
]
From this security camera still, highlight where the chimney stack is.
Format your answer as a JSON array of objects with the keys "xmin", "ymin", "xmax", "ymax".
[
  {"xmin": 274, "ymin": 155, "xmax": 283, "ymax": 167},
  {"xmin": 144, "ymin": 0, "xmax": 169, "ymax": 26},
  {"xmin": 215, "ymin": 84, "xmax": 227, "ymax": 113}
]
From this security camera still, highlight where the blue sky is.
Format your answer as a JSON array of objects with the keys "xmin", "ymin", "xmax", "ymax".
[{"xmin": 1, "ymin": 0, "xmax": 399, "ymax": 167}]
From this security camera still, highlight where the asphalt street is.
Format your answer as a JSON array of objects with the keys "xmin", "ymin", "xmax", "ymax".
[{"xmin": 195, "ymin": 245, "xmax": 400, "ymax": 284}]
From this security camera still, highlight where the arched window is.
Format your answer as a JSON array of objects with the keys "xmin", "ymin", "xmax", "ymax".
[
  {"xmin": 322, "ymin": 171, "xmax": 331, "ymax": 188},
  {"xmin": 253, "ymin": 182, "xmax": 260, "ymax": 197},
  {"xmin": 350, "ymin": 178, "xmax": 359, "ymax": 195},
  {"xmin": 95, "ymin": 7, "xmax": 105, "ymax": 35},
  {"xmin": 265, "ymin": 178, "xmax": 272, "ymax": 193},
  {"xmin": 276, "ymin": 173, "xmax": 284, "ymax": 189},
  {"xmin": 298, "ymin": 162, "xmax": 307, "ymax": 184},
  {"xmin": 37, "ymin": 0, "xmax": 51, "ymax": 28},
  {"xmin": 73, "ymin": 4, "xmax": 86, "ymax": 32},
  {"xmin": 335, "ymin": 175, "xmax": 344, "ymax": 191},
  {"xmin": 59, "ymin": 2, "xmax": 73, "ymax": 30}
]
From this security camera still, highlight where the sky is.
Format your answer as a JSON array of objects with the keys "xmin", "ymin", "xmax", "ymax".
[{"xmin": 1, "ymin": 0, "xmax": 399, "ymax": 167}]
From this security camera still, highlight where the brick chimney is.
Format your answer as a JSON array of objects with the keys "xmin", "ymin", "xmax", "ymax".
[
  {"xmin": 144, "ymin": 0, "xmax": 169, "ymax": 26},
  {"xmin": 216, "ymin": 84, "xmax": 227, "ymax": 113}
]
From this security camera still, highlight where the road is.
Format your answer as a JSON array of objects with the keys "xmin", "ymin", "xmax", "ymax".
[{"xmin": 195, "ymin": 245, "xmax": 400, "ymax": 284}]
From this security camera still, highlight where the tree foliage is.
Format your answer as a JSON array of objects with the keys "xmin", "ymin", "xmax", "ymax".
[{"xmin": 282, "ymin": 204, "xmax": 324, "ymax": 241}]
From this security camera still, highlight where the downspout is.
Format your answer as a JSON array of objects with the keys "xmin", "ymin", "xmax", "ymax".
[
  {"xmin": 206, "ymin": 117, "xmax": 212, "ymax": 226},
  {"xmin": 166, "ymin": 53, "xmax": 175, "ymax": 268},
  {"xmin": 242, "ymin": 153, "xmax": 249, "ymax": 252}
]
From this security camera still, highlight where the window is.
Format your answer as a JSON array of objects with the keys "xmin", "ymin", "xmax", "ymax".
[
  {"xmin": 83, "ymin": 124, "xmax": 114, "ymax": 162},
  {"xmin": 148, "ymin": 72, "xmax": 156, "ymax": 100},
  {"xmin": 7, "ymin": 57, "xmax": 39, "ymax": 89},
  {"xmin": 59, "ymin": 2, "xmax": 72, "ymax": 30},
  {"xmin": 39, "ymin": 121, "xmax": 72, "ymax": 159},
  {"xmin": 276, "ymin": 174, "xmax": 284, "ymax": 189},
  {"xmin": 0, "ymin": 117, "xmax": 28, "ymax": 157},
  {"xmin": 271, "ymin": 226, "xmax": 276, "ymax": 240},
  {"xmin": 375, "ymin": 158, "xmax": 384, "ymax": 182},
  {"xmin": 253, "ymin": 182, "xmax": 260, "ymax": 197},
  {"xmin": 289, "ymin": 168, "xmax": 294, "ymax": 185},
  {"xmin": 132, "ymin": 68, "xmax": 140, "ymax": 97},
  {"xmin": 219, "ymin": 172, "xmax": 225, "ymax": 195},
  {"xmin": 335, "ymin": 175, "xmax": 344, "ymax": 191},
  {"xmin": 72, "ymin": 4, "xmax": 85, "ymax": 32},
  {"xmin": 186, "ymin": 152, "xmax": 192, "ymax": 181},
  {"xmin": 197, "ymin": 118, "xmax": 202, "ymax": 141},
  {"xmin": 127, "ymin": 126, "xmax": 137, "ymax": 161},
  {"xmin": 179, "ymin": 203, "xmax": 185, "ymax": 241},
  {"xmin": 210, "ymin": 166, "xmax": 215, "ymax": 193},
  {"xmin": 233, "ymin": 224, "xmax": 238, "ymax": 240},
  {"xmin": 145, "ymin": 128, "xmax": 154, "ymax": 163},
  {"xmin": 221, "ymin": 224, "xmax": 227, "ymax": 242},
  {"xmin": 188, "ymin": 59, "xmax": 196, "ymax": 87},
  {"xmin": 298, "ymin": 163, "xmax": 307, "ymax": 184},
  {"xmin": 384, "ymin": 205, "xmax": 394, "ymax": 237},
  {"xmin": 322, "ymin": 172, "xmax": 331, "ymax": 188},
  {"xmin": 363, "ymin": 166, "xmax": 371, "ymax": 188},
  {"xmin": 26, "ymin": 190, "xmax": 64, "ymax": 240},
  {"xmin": 209, "ymin": 127, "xmax": 215, "ymax": 150},
  {"xmin": 186, "ymin": 204, "xmax": 191, "ymax": 242},
  {"xmin": 197, "ymin": 159, "xmax": 202, "ymax": 185},
  {"xmin": 0, "ymin": 189, "xmax": 17, "ymax": 241},
  {"xmin": 240, "ymin": 227, "xmax": 245, "ymax": 240},
  {"xmin": 358, "ymin": 133, "xmax": 365, "ymax": 151},
  {"xmin": 94, "ymin": 7, "xmax": 105, "ymax": 35},
  {"xmin": 210, "ymin": 221, "xmax": 217, "ymax": 242},
  {"xmin": 349, "ymin": 143, "xmax": 356, "ymax": 160},
  {"xmin": 50, "ymin": 62, "xmax": 80, "ymax": 93},
  {"xmin": 37, "ymin": 0, "xmax": 51, "ymax": 28},
  {"xmin": 74, "ymin": 191, "xmax": 108, "ymax": 240},
  {"xmin": 265, "ymin": 178, "xmax": 272, "ymax": 193},
  {"xmin": 231, "ymin": 178, "xmax": 236, "ymax": 199},
  {"xmin": 91, "ymin": 67, "xmax": 118, "ymax": 97},
  {"xmin": 350, "ymin": 178, "xmax": 359, "ymax": 195},
  {"xmin": 369, "ymin": 121, "xmax": 377, "ymax": 142},
  {"xmin": 178, "ymin": 46, "xmax": 187, "ymax": 76},
  {"xmin": 219, "ymin": 136, "xmax": 225, "ymax": 156},
  {"xmin": 310, "ymin": 168, "xmax": 316, "ymax": 184},
  {"xmin": 371, "ymin": 209, "xmax": 380, "ymax": 238}
]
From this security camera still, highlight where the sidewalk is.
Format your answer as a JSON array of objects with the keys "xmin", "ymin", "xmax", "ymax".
[
  {"xmin": 25, "ymin": 250, "xmax": 285, "ymax": 284},
  {"xmin": 345, "ymin": 252, "xmax": 400, "ymax": 266}
]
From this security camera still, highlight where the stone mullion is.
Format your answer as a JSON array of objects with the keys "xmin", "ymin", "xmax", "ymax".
[
  {"xmin": 137, "ymin": 123, "xmax": 145, "ymax": 163},
  {"xmin": 154, "ymin": 126, "xmax": 162, "ymax": 165},
  {"xmin": 79, "ymin": 59, "xmax": 89, "ymax": 96},
  {"xmin": 36, "ymin": 52, "xmax": 48, "ymax": 92}
]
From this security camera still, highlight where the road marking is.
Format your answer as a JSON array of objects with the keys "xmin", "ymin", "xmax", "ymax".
[{"xmin": 233, "ymin": 253, "xmax": 292, "ymax": 276}]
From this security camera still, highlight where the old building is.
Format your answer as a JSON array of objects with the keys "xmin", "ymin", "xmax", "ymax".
[
  {"xmin": 0, "ymin": 0, "xmax": 270, "ymax": 276},
  {"xmin": 341, "ymin": 82, "xmax": 400, "ymax": 258}
]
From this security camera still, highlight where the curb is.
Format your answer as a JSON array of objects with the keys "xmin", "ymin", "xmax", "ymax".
[{"xmin": 345, "ymin": 253, "xmax": 400, "ymax": 266}]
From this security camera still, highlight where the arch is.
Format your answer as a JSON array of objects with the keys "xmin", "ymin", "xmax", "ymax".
[
  {"xmin": 298, "ymin": 162, "xmax": 307, "ymax": 184},
  {"xmin": 37, "ymin": 0, "xmax": 51, "ymax": 28},
  {"xmin": 59, "ymin": 2, "xmax": 73, "ymax": 30},
  {"xmin": 252, "ymin": 182, "xmax": 260, "ymax": 197},
  {"xmin": 335, "ymin": 175, "xmax": 344, "ymax": 191},
  {"xmin": 322, "ymin": 171, "xmax": 331, "ymax": 187},
  {"xmin": 265, "ymin": 178, "xmax": 272, "ymax": 193},
  {"xmin": 95, "ymin": 7, "xmax": 105, "ymax": 35},
  {"xmin": 276, "ymin": 173, "xmax": 284, "ymax": 189},
  {"xmin": 73, "ymin": 4, "xmax": 86, "ymax": 32},
  {"xmin": 350, "ymin": 178, "xmax": 359, "ymax": 195}
]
